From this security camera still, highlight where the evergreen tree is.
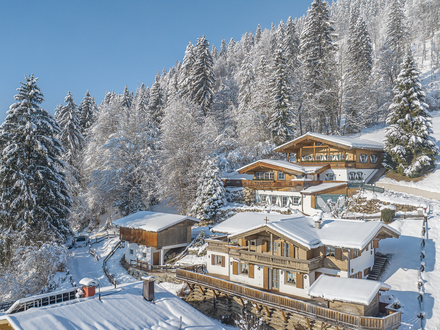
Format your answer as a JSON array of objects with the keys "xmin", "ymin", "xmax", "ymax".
[
  {"xmin": 255, "ymin": 24, "xmax": 262, "ymax": 44},
  {"xmin": 284, "ymin": 16, "xmax": 300, "ymax": 71},
  {"xmin": 220, "ymin": 37, "xmax": 228, "ymax": 58},
  {"xmin": 211, "ymin": 43, "xmax": 219, "ymax": 60},
  {"xmin": 191, "ymin": 35, "xmax": 215, "ymax": 115},
  {"xmin": 121, "ymin": 85, "xmax": 133, "ymax": 109},
  {"xmin": 190, "ymin": 157, "xmax": 226, "ymax": 221},
  {"xmin": 134, "ymin": 83, "xmax": 149, "ymax": 116},
  {"xmin": 178, "ymin": 42, "xmax": 196, "ymax": 99},
  {"xmin": 57, "ymin": 91, "xmax": 84, "ymax": 165},
  {"xmin": 343, "ymin": 13, "xmax": 373, "ymax": 133},
  {"xmin": 78, "ymin": 90, "xmax": 96, "ymax": 134},
  {"xmin": 0, "ymin": 75, "xmax": 71, "ymax": 244},
  {"xmin": 149, "ymin": 72, "xmax": 165, "ymax": 127},
  {"xmin": 384, "ymin": 51, "xmax": 438, "ymax": 177},
  {"xmin": 269, "ymin": 48, "xmax": 295, "ymax": 144},
  {"xmin": 299, "ymin": 0, "xmax": 339, "ymax": 134}
]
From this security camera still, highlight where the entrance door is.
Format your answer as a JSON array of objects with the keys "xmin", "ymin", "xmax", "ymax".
[
  {"xmin": 263, "ymin": 267, "xmax": 269, "ymax": 290},
  {"xmin": 153, "ymin": 252, "xmax": 160, "ymax": 265},
  {"xmin": 272, "ymin": 268, "xmax": 280, "ymax": 290}
]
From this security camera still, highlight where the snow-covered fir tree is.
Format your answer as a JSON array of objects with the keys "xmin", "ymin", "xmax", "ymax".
[
  {"xmin": 179, "ymin": 42, "xmax": 196, "ymax": 99},
  {"xmin": 190, "ymin": 157, "xmax": 226, "ymax": 221},
  {"xmin": 0, "ymin": 75, "xmax": 71, "ymax": 246},
  {"xmin": 191, "ymin": 35, "xmax": 215, "ymax": 116},
  {"xmin": 299, "ymin": 0, "xmax": 339, "ymax": 134},
  {"xmin": 384, "ymin": 51, "xmax": 438, "ymax": 177},
  {"xmin": 149, "ymin": 72, "xmax": 165, "ymax": 128},
  {"xmin": 78, "ymin": 90, "xmax": 97, "ymax": 135},
  {"xmin": 57, "ymin": 91, "xmax": 84, "ymax": 165},
  {"xmin": 121, "ymin": 85, "xmax": 133, "ymax": 110}
]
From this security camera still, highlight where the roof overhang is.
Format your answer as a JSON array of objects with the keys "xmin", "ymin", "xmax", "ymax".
[{"xmin": 237, "ymin": 160, "xmax": 307, "ymax": 176}]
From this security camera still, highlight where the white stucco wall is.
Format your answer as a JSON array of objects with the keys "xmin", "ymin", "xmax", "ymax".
[
  {"xmin": 229, "ymin": 263, "xmax": 264, "ymax": 288},
  {"xmin": 314, "ymin": 267, "xmax": 349, "ymax": 278},
  {"xmin": 125, "ymin": 242, "xmax": 153, "ymax": 264},
  {"xmin": 206, "ymin": 251, "xmax": 230, "ymax": 276},
  {"xmin": 349, "ymin": 247, "xmax": 375, "ymax": 277},
  {"xmin": 302, "ymin": 195, "xmax": 316, "ymax": 216},
  {"xmin": 278, "ymin": 270, "xmax": 313, "ymax": 298}
]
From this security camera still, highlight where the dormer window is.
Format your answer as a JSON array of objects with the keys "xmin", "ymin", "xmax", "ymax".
[{"xmin": 359, "ymin": 154, "xmax": 368, "ymax": 163}]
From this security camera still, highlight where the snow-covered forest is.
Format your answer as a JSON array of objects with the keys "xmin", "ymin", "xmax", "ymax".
[{"xmin": 1, "ymin": 0, "xmax": 440, "ymax": 302}]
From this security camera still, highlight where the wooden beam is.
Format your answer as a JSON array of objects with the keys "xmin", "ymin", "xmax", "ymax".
[
  {"xmin": 224, "ymin": 293, "xmax": 231, "ymax": 302},
  {"xmin": 280, "ymin": 310, "xmax": 287, "ymax": 323},
  {"xmin": 186, "ymin": 282, "xmax": 193, "ymax": 291},
  {"xmin": 264, "ymin": 305, "xmax": 271, "ymax": 317},
  {"xmin": 198, "ymin": 285, "xmax": 206, "ymax": 295},
  {"xmin": 211, "ymin": 289, "xmax": 219, "ymax": 298},
  {"xmin": 239, "ymin": 297, "xmax": 245, "ymax": 306},
  {"xmin": 306, "ymin": 317, "xmax": 311, "ymax": 330},
  {"xmin": 254, "ymin": 303, "xmax": 261, "ymax": 312}
]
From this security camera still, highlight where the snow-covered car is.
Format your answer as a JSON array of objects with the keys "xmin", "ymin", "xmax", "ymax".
[{"xmin": 74, "ymin": 235, "xmax": 89, "ymax": 248}]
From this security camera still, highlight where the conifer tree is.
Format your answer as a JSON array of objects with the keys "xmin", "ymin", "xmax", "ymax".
[
  {"xmin": 384, "ymin": 51, "xmax": 438, "ymax": 177},
  {"xmin": 149, "ymin": 72, "xmax": 165, "ymax": 127},
  {"xmin": 0, "ymin": 75, "xmax": 71, "ymax": 244},
  {"xmin": 191, "ymin": 35, "xmax": 215, "ymax": 116},
  {"xmin": 269, "ymin": 48, "xmax": 295, "ymax": 144},
  {"xmin": 178, "ymin": 42, "xmax": 196, "ymax": 99},
  {"xmin": 78, "ymin": 90, "xmax": 96, "ymax": 134},
  {"xmin": 299, "ymin": 0, "xmax": 339, "ymax": 134},
  {"xmin": 57, "ymin": 91, "xmax": 84, "ymax": 165},
  {"xmin": 211, "ymin": 44, "xmax": 219, "ymax": 60},
  {"xmin": 219, "ymin": 38, "xmax": 228, "ymax": 58},
  {"xmin": 121, "ymin": 85, "xmax": 133, "ymax": 109},
  {"xmin": 190, "ymin": 157, "xmax": 226, "ymax": 221},
  {"xmin": 284, "ymin": 16, "xmax": 300, "ymax": 71},
  {"xmin": 255, "ymin": 24, "xmax": 262, "ymax": 45}
]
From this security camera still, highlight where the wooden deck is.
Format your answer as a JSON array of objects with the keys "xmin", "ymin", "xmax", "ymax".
[{"xmin": 177, "ymin": 268, "xmax": 401, "ymax": 330}]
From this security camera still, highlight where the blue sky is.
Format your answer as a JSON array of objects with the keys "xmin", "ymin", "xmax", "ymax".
[{"xmin": 0, "ymin": 0, "xmax": 313, "ymax": 120}]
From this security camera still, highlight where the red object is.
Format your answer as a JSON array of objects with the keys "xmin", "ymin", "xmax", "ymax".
[{"xmin": 82, "ymin": 286, "xmax": 95, "ymax": 298}]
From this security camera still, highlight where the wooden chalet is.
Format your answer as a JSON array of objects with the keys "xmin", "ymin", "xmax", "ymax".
[
  {"xmin": 230, "ymin": 132, "xmax": 385, "ymax": 214},
  {"xmin": 113, "ymin": 211, "xmax": 199, "ymax": 266}
]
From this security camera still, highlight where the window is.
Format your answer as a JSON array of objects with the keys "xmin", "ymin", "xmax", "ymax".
[
  {"xmin": 359, "ymin": 154, "xmax": 368, "ymax": 163},
  {"xmin": 352, "ymin": 250, "xmax": 359, "ymax": 258},
  {"xmin": 272, "ymin": 268, "xmax": 280, "ymax": 289},
  {"xmin": 142, "ymin": 252, "xmax": 147, "ymax": 258},
  {"xmin": 285, "ymin": 271, "xmax": 296, "ymax": 285},
  {"xmin": 370, "ymin": 154, "xmax": 378, "ymax": 164},
  {"xmin": 240, "ymin": 263, "xmax": 249, "ymax": 275},
  {"xmin": 278, "ymin": 172, "xmax": 285, "ymax": 180},
  {"xmin": 272, "ymin": 241, "xmax": 278, "ymax": 252},
  {"xmin": 130, "ymin": 249, "xmax": 134, "ymax": 255},
  {"xmin": 325, "ymin": 173, "xmax": 335, "ymax": 181},
  {"xmin": 316, "ymin": 154, "xmax": 322, "ymax": 161},
  {"xmin": 282, "ymin": 196, "xmax": 287, "ymax": 207},
  {"xmin": 215, "ymin": 255, "xmax": 223, "ymax": 265},
  {"xmin": 250, "ymin": 240, "xmax": 257, "ymax": 251},
  {"xmin": 271, "ymin": 196, "xmax": 277, "ymax": 205},
  {"xmin": 293, "ymin": 196, "xmax": 300, "ymax": 205},
  {"xmin": 255, "ymin": 172, "xmax": 274, "ymax": 180},
  {"xmin": 326, "ymin": 247, "xmax": 335, "ymax": 257},
  {"xmin": 348, "ymin": 172, "xmax": 356, "ymax": 180},
  {"xmin": 356, "ymin": 172, "xmax": 364, "ymax": 180},
  {"xmin": 282, "ymin": 243, "xmax": 289, "ymax": 257}
]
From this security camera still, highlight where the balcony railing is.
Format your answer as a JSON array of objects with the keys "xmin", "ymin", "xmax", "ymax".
[
  {"xmin": 176, "ymin": 269, "xmax": 401, "ymax": 330},
  {"xmin": 239, "ymin": 251, "xmax": 324, "ymax": 272}
]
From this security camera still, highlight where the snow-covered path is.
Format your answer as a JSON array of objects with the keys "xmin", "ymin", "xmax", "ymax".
[{"xmin": 66, "ymin": 237, "xmax": 136, "ymax": 288}]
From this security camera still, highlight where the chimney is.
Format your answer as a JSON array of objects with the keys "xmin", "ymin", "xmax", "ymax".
[
  {"xmin": 142, "ymin": 276, "xmax": 156, "ymax": 302},
  {"xmin": 79, "ymin": 278, "xmax": 98, "ymax": 298},
  {"xmin": 313, "ymin": 212, "xmax": 323, "ymax": 229}
]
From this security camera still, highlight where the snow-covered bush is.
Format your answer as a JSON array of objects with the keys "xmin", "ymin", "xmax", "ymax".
[
  {"xmin": 0, "ymin": 242, "xmax": 68, "ymax": 302},
  {"xmin": 234, "ymin": 304, "xmax": 263, "ymax": 330}
]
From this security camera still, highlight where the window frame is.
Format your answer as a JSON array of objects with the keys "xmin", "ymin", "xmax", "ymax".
[
  {"xmin": 359, "ymin": 154, "xmax": 368, "ymax": 163},
  {"xmin": 282, "ymin": 242, "xmax": 289, "ymax": 257},
  {"xmin": 326, "ymin": 246, "xmax": 336, "ymax": 257},
  {"xmin": 271, "ymin": 196, "xmax": 277, "ymax": 205},
  {"xmin": 293, "ymin": 196, "xmax": 300, "ymax": 205},
  {"xmin": 129, "ymin": 249, "xmax": 134, "ymax": 255},
  {"xmin": 282, "ymin": 196, "xmax": 288, "ymax": 207},
  {"xmin": 240, "ymin": 262, "xmax": 249, "ymax": 275},
  {"xmin": 278, "ymin": 172, "xmax": 285, "ymax": 180},
  {"xmin": 370, "ymin": 154, "xmax": 378, "ymax": 164},
  {"xmin": 285, "ymin": 271, "xmax": 296, "ymax": 285}
]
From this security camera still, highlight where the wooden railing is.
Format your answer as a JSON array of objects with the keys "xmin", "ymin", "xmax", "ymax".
[
  {"xmin": 102, "ymin": 240, "xmax": 123, "ymax": 287},
  {"xmin": 176, "ymin": 269, "xmax": 401, "ymax": 330},
  {"xmin": 238, "ymin": 251, "xmax": 323, "ymax": 272},
  {"xmin": 130, "ymin": 259, "xmax": 177, "ymax": 273}
]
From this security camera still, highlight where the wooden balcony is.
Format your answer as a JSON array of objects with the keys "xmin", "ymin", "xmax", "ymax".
[
  {"xmin": 176, "ymin": 268, "xmax": 401, "ymax": 330},
  {"xmin": 298, "ymin": 161, "xmax": 357, "ymax": 168},
  {"xmin": 242, "ymin": 180, "xmax": 321, "ymax": 189},
  {"xmin": 239, "ymin": 251, "xmax": 323, "ymax": 272}
]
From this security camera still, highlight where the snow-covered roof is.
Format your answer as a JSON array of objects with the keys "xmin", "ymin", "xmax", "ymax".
[
  {"xmin": 113, "ymin": 211, "xmax": 199, "ymax": 232},
  {"xmin": 215, "ymin": 212, "xmax": 400, "ymax": 250},
  {"xmin": 301, "ymin": 182, "xmax": 347, "ymax": 194},
  {"xmin": 274, "ymin": 132, "xmax": 384, "ymax": 152},
  {"xmin": 236, "ymin": 159, "xmax": 326, "ymax": 174},
  {"xmin": 1, "ymin": 282, "xmax": 223, "ymax": 330},
  {"xmin": 211, "ymin": 211, "xmax": 305, "ymax": 235},
  {"xmin": 307, "ymin": 275, "xmax": 391, "ymax": 305}
]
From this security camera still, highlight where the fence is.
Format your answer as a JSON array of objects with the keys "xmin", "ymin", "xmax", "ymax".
[
  {"xmin": 102, "ymin": 240, "xmax": 123, "ymax": 287},
  {"xmin": 348, "ymin": 182, "xmax": 385, "ymax": 193}
]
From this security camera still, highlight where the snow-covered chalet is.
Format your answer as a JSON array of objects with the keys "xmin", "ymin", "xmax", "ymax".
[{"xmin": 224, "ymin": 132, "xmax": 385, "ymax": 215}]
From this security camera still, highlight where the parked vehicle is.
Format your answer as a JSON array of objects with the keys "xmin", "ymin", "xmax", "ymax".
[{"xmin": 74, "ymin": 235, "xmax": 89, "ymax": 248}]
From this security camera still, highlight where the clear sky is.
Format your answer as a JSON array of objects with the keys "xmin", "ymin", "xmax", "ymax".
[{"xmin": 0, "ymin": 0, "xmax": 313, "ymax": 120}]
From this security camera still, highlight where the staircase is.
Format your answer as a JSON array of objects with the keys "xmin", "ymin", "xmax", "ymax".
[
  {"xmin": 366, "ymin": 168, "xmax": 387, "ymax": 184},
  {"xmin": 367, "ymin": 254, "xmax": 388, "ymax": 281}
]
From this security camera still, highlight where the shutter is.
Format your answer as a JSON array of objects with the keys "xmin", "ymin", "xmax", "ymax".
[
  {"xmin": 221, "ymin": 256, "xmax": 225, "ymax": 267},
  {"xmin": 262, "ymin": 240, "xmax": 268, "ymax": 252},
  {"xmin": 296, "ymin": 273, "xmax": 303, "ymax": 289},
  {"xmin": 366, "ymin": 244, "xmax": 369, "ymax": 251},
  {"xmin": 289, "ymin": 243, "xmax": 294, "ymax": 258},
  {"xmin": 359, "ymin": 249, "xmax": 362, "ymax": 257},
  {"xmin": 233, "ymin": 261, "xmax": 238, "ymax": 275},
  {"xmin": 358, "ymin": 271, "xmax": 362, "ymax": 279},
  {"xmin": 350, "ymin": 250, "xmax": 353, "ymax": 259},
  {"xmin": 211, "ymin": 254, "xmax": 215, "ymax": 265},
  {"xmin": 364, "ymin": 268, "xmax": 369, "ymax": 276},
  {"xmin": 249, "ymin": 264, "xmax": 254, "ymax": 278},
  {"xmin": 373, "ymin": 240, "xmax": 379, "ymax": 249},
  {"xmin": 335, "ymin": 248, "xmax": 342, "ymax": 261}
]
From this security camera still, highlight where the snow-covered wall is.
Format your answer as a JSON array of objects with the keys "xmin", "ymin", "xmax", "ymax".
[
  {"xmin": 206, "ymin": 251, "xmax": 229, "ymax": 277},
  {"xmin": 350, "ymin": 247, "xmax": 375, "ymax": 278},
  {"xmin": 125, "ymin": 242, "xmax": 154, "ymax": 264}
]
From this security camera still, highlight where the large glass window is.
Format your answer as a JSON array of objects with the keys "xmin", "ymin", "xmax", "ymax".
[
  {"xmin": 272, "ymin": 241, "xmax": 278, "ymax": 252},
  {"xmin": 370, "ymin": 154, "xmax": 378, "ymax": 164},
  {"xmin": 271, "ymin": 196, "xmax": 277, "ymax": 205},
  {"xmin": 255, "ymin": 172, "xmax": 274, "ymax": 180},
  {"xmin": 326, "ymin": 246, "xmax": 335, "ymax": 257},
  {"xmin": 272, "ymin": 268, "xmax": 280, "ymax": 289},
  {"xmin": 282, "ymin": 196, "xmax": 288, "ymax": 207},
  {"xmin": 359, "ymin": 154, "xmax": 368, "ymax": 163},
  {"xmin": 285, "ymin": 271, "xmax": 296, "ymax": 285}
]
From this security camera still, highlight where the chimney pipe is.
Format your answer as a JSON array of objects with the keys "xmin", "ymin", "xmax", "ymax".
[
  {"xmin": 313, "ymin": 212, "xmax": 323, "ymax": 229},
  {"xmin": 142, "ymin": 276, "xmax": 156, "ymax": 302}
]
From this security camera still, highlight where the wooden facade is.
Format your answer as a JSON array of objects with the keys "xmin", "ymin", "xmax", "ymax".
[
  {"xmin": 176, "ymin": 268, "xmax": 401, "ymax": 330},
  {"xmin": 120, "ymin": 220, "xmax": 195, "ymax": 249}
]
